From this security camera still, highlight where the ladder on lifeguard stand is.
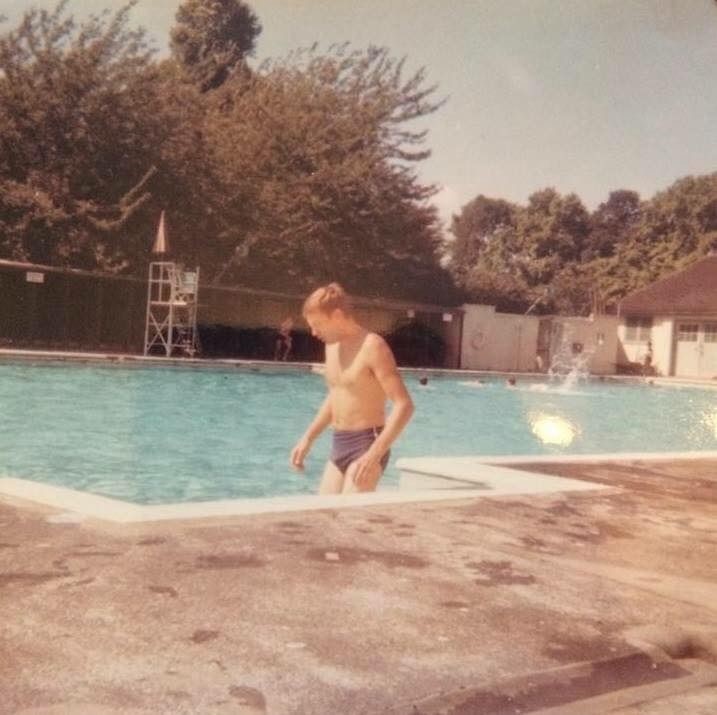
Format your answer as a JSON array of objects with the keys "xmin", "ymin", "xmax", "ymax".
[{"xmin": 143, "ymin": 262, "xmax": 200, "ymax": 357}]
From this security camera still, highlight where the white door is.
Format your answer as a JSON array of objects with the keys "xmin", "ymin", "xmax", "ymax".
[
  {"xmin": 675, "ymin": 322, "xmax": 717, "ymax": 378},
  {"xmin": 675, "ymin": 323, "xmax": 700, "ymax": 377}
]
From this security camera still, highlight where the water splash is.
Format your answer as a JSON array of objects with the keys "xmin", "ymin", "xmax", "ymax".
[{"xmin": 547, "ymin": 324, "xmax": 594, "ymax": 390}]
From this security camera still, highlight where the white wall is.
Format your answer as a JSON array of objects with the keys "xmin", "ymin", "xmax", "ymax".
[
  {"xmin": 617, "ymin": 316, "xmax": 673, "ymax": 376},
  {"xmin": 553, "ymin": 315, "xmax": 619, "ymax": 375},
  {"xmin": 651, "ymin": 317, "xmax": 674, "ymax": 376},
  {"xmin": 492, "ymin": 312, "xmax": 541, "ymax": 371},
  {"xmin": 462, "ymin": 305, "xmax": 619, "ymax": 374},
  {"xmin": 617, "ymin": 322, "xmax": 642, "ymax": 365},
  {"xmin": 461, "ymin": 305, "xmax": 539, "ymax": 371}
]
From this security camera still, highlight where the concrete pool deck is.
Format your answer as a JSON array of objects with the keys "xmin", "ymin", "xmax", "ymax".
[{"xmin": 1, "ymin": 457, "xmax": 716, "ymax": 714}]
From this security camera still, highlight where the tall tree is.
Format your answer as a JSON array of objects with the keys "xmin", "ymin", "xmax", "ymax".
[
  {"xmin": 601, "ymin": 173, "xmax": 717, "ymax": 300},
  {"xmin": 514, "ymin": 188, "xmax": 590, "ymax": 288},
  {"xmin": 446, "ymin": 188, "xmax": 591, "ymax": 312},
  {"xmin": 171, "ymin": 0, "xmax": 261, "ymax": 92},
  {"xmin": 447, "ymin": 195, "xmax": 517, "ymax": 286},
  {"xmin": 204, "ymin": 44, "xmax": 457, "ymax": 303},
  {"xmin": 0, "ymin": 2, "xmax": 169, "ymax": 269},
  {"xmin": 586, "ymin": 189, "xmax": 641, "ymax": 260}
]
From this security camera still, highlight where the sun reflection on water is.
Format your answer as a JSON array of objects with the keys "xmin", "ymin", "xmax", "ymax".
[
  {"xmin": 703, "ymin": 408, "xmax": 717, "ymax": 440},
  {"xmin": 530, "ymin": 413, "xmax": 579, "ymax": 447}
]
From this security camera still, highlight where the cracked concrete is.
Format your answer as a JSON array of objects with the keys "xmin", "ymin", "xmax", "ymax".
[{"xmin": 1, "ymin": 458, "xmax": 716, "ymax": 714}]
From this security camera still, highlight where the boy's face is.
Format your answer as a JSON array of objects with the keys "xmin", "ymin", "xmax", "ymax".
[{"xmin": 304, "ymin": 309, "xmax": 341, "ymax": 343}]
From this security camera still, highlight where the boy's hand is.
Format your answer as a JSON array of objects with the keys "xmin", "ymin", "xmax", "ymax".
[
  {"xmin": 290, "ymin": 436, "xmax": 312, "ymax": 471},
  {"xmin": 350, "ymin": 451, "xmax": 381, "ymax": 488}
]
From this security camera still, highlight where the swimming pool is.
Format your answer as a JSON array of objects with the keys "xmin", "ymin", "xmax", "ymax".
[{"xmin": 1, "ymin": 361, "xmax": 715, "ymax": 504}]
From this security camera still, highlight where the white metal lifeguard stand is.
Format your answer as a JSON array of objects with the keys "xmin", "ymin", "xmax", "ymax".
[{"xmin": 143, "ymin": 211, "xmax": 200, "ymax": 357}]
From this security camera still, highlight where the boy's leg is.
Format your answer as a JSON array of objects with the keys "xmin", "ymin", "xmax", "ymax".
[
  {"xmin": 318, "ymin": 461, "xmax": 345, "ymax": 494},
  {"xmin": 342, "ymin": 461, "xmax": 383, "ymax": 493}
]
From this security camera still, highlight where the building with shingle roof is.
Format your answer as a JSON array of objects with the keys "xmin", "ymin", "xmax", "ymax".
[{"xmin": 617, "ymin": 254, "xmax": 717, "ymax": 378}]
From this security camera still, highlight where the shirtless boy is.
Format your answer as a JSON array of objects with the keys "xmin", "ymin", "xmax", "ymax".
[{"xmin": 290, "ymin": 283, "xmax": 415, "ymax": 494}]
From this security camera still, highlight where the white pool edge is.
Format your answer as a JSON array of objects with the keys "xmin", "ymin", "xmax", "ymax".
[
  {"xmin": 2, "ymin": 348, "xmax": 717, "ymax": 389},
  {"xmin": 0, "ymin": 474, "xmax": 605, "ymax": 523},
  {"xmin": 395, "ymin": 450, "xmax": 717, "ymax": 490},
  {"xmin": 397, "ymin": 449, "xmax": 717, "ymax": 471},
  {"xmin": 4, "ymin": 447, "xmax": 715, "ymax": 523},
  {"xmin": 0, "ymin": 473, "xmax": 600, "ymax": 524}
]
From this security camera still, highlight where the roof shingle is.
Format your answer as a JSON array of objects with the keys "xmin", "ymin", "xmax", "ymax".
[{"xmin": 619, "ymin": 254, "xmax": 717, "ymax": 316}]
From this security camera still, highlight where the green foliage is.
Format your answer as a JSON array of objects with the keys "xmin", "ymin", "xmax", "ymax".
[
  {"xmin": 386, "ymin": 320, "xmax": 446, "ymax": 367},
  {"xmin": 447, "ymin": 173, "xmax": 717, "ymax": 315},
  {"xmin": 0, "ymin": 1, "xmax": 168, "ymax": 269},
  {"xmin": 204, "ymin": 44, "xmax": 456, "ymax": 302},
  {"xmin": 4, "ymin": 2, "xmax": 713, "ymax": 313},
  {"xmin": 447, "ymin": 189, "xmax": 591, "ymax": 313},
  {"xmin": 448, "ymin": 195, "xmax": 516, "ymax": 287},
  {"xmin": 586, "ymin": 189, "xmax": 640, "ymax": 260},
  {"xmin": 0, "ymin": 3, "xmax": 456, "ymax": 305},
  {"xmin": 460, "ymin": 267, "xmax": 530, "ymax": 314},
  {"xmin": 611, "ymin": 174, "xmax": 717, "ymax": 290},
  {"xmin": 171, "ymin": 0, "xmax": 261, "ymax": 92}
]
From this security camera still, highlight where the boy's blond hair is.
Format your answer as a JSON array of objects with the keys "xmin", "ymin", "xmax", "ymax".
[{"xmin": 302, "ymin": 282, "xmax": 352, "ymax": 315}]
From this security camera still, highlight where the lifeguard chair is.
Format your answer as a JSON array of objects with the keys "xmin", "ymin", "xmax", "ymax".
[{"xmin": 143, "ymin": 211, "xmax": 200, "ymax": 357}]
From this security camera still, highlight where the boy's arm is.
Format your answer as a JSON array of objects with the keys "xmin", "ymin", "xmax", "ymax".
[
  {"xmin": 303, "ymin": 394, "xmax": 333, "ymax": 442},
  {"xmin": 290, "ymin": 394, "xmax": 332, "ymax": 470},
  {"xmin": 353, "ymin": 336, "xmax": 414, "ymax": 483}
]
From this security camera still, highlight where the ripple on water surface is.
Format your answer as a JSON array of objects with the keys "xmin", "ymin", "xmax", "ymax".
[{"xmin": 0, "ymin": 363, "xmax": 715, "ymax": 503}]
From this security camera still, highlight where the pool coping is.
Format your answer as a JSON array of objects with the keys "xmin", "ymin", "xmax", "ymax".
[
  {"xmin": 2, "ymin": 347, "xmax": 717, "ymax": 389},
  {"xmin": 398, "ymin": 448, "xmax": 717, "ymax": 472},
  {"xmin": 2, "ymin": 449, "xmax": 716, "ymax": 523},
  {"xmin": 0, "ymin": 347, "xmax": 550, "ymax": 381},
  {"xmin": 0, "ymin": 465, "xmax": 610, "ymax": 524},
  {"xmin": 396, "ymin": 450, "xmax": 717, "ymax": 488}
]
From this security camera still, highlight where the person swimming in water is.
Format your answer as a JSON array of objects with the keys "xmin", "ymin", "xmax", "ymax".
[{"xmin": 290, "ymin": 283, "xmax": 415, "ymax": 494}]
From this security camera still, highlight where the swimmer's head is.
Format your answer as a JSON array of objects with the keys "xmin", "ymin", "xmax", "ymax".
[
  {"xmin": 303, "ymin": 282, "xmax": 352, "ymax": 316},
  {"xmin": 507, "ymin": 377, "xmax": 516, "ymax": 386},
  {"xmin": 419, "ymin": 377, "xmax": 428, "ymax": 386},
  {"xmin": 303, "ymin": 283, "xmax": 353, "ymax": 343}
]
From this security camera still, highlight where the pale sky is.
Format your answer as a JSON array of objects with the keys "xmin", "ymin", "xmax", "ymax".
[{"xmin": 4, "ymin": 0, "xmax": 717, "ymax": 225}]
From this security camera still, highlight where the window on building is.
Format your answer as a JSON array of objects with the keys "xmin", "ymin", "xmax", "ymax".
[
  {"xmin": 624, "ymin": 317, "xmax": 652, "ymax": 341},
  {"xmin": 704, "ymin": 323, "xmax": 717, "ymax": 343},
  {"xmin": 677, "ymin": 324, "xmax": 699, "ymax": 342}
]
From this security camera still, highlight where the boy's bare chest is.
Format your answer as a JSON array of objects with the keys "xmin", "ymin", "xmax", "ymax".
[{"xmin": 325, "ymin": 347, "xmax": 370, "ymax": 388}]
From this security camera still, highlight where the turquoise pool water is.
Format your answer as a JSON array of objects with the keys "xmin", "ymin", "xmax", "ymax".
[{"xmin": 1, "ymin": 361, "xmax": 715, "ymax": 504}]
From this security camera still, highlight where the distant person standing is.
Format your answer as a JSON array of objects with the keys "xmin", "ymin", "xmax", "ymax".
[
  {"xmin": 274, "ymin": 317, "xmax": 293, "ymax": 361},
  {"xmin": 643, "ymin": 340, "xmax": 653, "ymax": 376},
  {"xmin": 290, "ymin": 283, "xmax": 414, "ymax": 494}
]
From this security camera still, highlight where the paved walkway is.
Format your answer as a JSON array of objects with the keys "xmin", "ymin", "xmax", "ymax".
[{"xmin": 2, "ymin": 459, "xmax": 716, "ymax": 714}]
